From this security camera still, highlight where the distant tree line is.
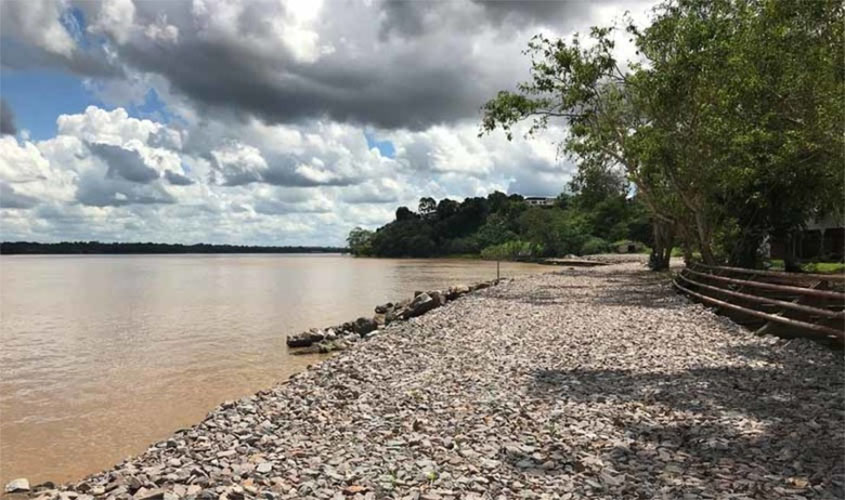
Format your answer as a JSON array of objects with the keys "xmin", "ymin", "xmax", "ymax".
[
  {"xmin": 0, "ymin": 241, "xmax": 347, "ymax": 255},
  {"xmin": 347, "ymin": 174, "xmax": 651, "ymax": 259},
  {"xmin": 481, "ymin": 0, "xmax": 843, "ymax": 270}
]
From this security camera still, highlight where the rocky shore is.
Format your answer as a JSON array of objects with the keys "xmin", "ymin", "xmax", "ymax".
[
  {"xmin": 284, "ymin": 282, "xmax": 491, "ymax": 354},
  {"xmin": 8, "ymin": 263, "xmax": 843, "ymax": 499}
]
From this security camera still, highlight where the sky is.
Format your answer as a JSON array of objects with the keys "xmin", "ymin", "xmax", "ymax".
[{"xmin": 0, "ymin": 0, "xmax": 655, "ymax": 246}]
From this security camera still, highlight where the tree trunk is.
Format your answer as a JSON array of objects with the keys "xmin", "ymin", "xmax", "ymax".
[
  {"xmin": 728, "ymin": 231, "xmax": 764, "ymax": 269},
  {"xmin": 783, "ymin": 231, "xmax": 802, "ymax": 272},
  {"xmin": 693, "ymin": 210, "xmax": 717, "ymax": 265},
  {"xmin": 682, "ymin": 246, "xmax": 694, "ymax": 265},
  {"xmin": 649, "ymin": 221, "xmax": 674, "ymax": 271}
]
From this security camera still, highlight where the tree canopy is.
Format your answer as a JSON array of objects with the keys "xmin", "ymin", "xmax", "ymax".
[
  {"xmin": 348, "ymin": 186, "xmax": 651, "ymax": 259},
  {"xmin": 481, "ymin": 0, "xmax": 844, "ymax": 269}
]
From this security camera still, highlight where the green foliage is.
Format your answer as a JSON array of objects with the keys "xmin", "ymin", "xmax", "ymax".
[
  {"xmin": 346, "ymin": 227, "xmax": 375, "ymax": 256},
  {"xmin": 611, "ymin": 239, "xmax": 648, "ymax": 253},
  {"xmin": 481, "ymin": 240, "xmax": 544, "ymax": 261},
  {"xmin": 802, "ymin": 262, "xmax": 845, "ymax": 274},
  {"xmin": 363, "ymin": 189, "xmax": 649, "ymax": 259},
  {"xmin": 480, "ymin": 0, "xmax": 845, "ymax": 270},
  {"xmin": 581, "ymin": 237, "xmax": 610, "ymax": 255}
]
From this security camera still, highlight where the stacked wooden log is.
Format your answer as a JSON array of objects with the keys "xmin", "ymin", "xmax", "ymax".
[{"xmin": 673, "ymin": 263, "xmax": 845, "ymax": 343}]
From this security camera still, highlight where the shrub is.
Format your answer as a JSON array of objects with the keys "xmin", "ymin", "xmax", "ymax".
[
  {"xmin": 580, "ymin": 237, "xmax": 609, "ymax": 255},
  {"xmin": 481, "ymin": 240, "xmax": 544, "ymax": 260},
  {"xmin": 611, "ymin": 239, "xmax": 648, "ymax": 253}
]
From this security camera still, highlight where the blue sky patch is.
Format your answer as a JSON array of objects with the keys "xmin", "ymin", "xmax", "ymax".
[
  {"xmin": 1, "ymin": 69, "xmax": 98, "ymax": 140},
  {"xmin": 365, "ymin": 131, "xmax": 395, "ymax": 158}
]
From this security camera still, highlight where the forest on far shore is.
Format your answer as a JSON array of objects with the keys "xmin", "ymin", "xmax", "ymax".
[
  {"xmin": 347, "ymin": 169, "xmax": 651, "ymax": 260},
  {"xmin": 0, "ymin": 242, "xmax": 346, "ymax": 255}
]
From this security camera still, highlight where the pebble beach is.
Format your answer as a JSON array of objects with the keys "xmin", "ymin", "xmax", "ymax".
[{"xmin": 9, "ymin": 262, "xmax": 843, "ymax": 499}]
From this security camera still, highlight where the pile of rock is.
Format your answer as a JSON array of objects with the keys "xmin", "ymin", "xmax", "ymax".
[
  {"xmin": 7, "ymin": 263, "xmax": 844, "ymax": 499},
  {"xmin": 285, "ymin": 282, "xmax": 491, "ymax": 354}
]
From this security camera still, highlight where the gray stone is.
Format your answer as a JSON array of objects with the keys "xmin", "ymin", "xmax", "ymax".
[
  {"xmin": 353, "ymin": 317, "xmax": 378, "ymax": 335},
  {"xmin": 5, "ymin": 479, "xmax": 30, "ymax": 493}
]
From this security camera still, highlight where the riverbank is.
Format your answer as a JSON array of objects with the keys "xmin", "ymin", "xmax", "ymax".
[{"xmin": 10, "ymin": 262, "xmax": 843, "ymax": 499}]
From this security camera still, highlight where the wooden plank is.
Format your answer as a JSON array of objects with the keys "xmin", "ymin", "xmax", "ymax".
[
  {"xmin": 755, "ymin": 280, "xmax": 823, "ymax": 336},
  {"xmin": 672, "ymin": 279, "xmax": 844, "ymax": 340},
  {"xmin": 684, "ymin": 268, "xmax": 845, "ymax": 301},
  {"xmin": 677, "ymin": 272, "xmax": 843, "ymax": 320}
]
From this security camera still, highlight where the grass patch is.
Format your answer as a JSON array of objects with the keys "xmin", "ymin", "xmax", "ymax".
[
  {"xmin": 802, "ymin": 262, "xmax": 845, "ymax": 274},
  {"xmin": 766, "ymin": 259, "xmax": 844, "ymax": 274}
]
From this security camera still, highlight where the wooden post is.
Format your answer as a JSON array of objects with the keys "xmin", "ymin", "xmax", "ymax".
[{"xmin": 496, "ymin": 259, "xmax": 500, "ymax": 282}]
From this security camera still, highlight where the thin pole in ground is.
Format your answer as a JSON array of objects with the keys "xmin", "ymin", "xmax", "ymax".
[{"xmin": 496, "ymin": 259, "xmax": 500, "ymax": 282}]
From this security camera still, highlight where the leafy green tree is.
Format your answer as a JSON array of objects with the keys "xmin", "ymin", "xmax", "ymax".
[
  {"xmin": 361, "ymin": 187, "xmax": 650, "ymax": 259},
  {"xmin": 418, "ymin": 197, "xmax": 437, "ymax": 220},
  {"xmin": 481, "ymin": 0, "xmax": 844, "ymax": 270},
  {"xmin": 475, "ymin": 214, "xmax": 518, "ymax": 249},
  {"xmin": 480, "ymin": 25, "xmax": 678, "ymax": 268},
  {"xmin": 395, "ymin": 206, "xmax": 417, "ymax": 221},
  {"xmin": 346, "ymin": 227, "xmax": 375, "ymax": 256},
  {"xmin": 436, "ymin": 198, "xmax": 460, "ymax": 220}
]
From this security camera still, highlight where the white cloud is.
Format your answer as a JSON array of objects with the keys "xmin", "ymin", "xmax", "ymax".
[
  {"xmin": 88, "ymin": 0, "xmax": 136, "ymax": 44},
  {"xmin": 144, "ymin": 14, "xmax": 179, "ymax": 44},
  {"xmin": 0, "ymin": 0, "xmax": 660, "ymax": 244},
  {"xmin": 0, "ymin": 0, "xmax": 76, "ymax": 57},
  {"xmin": 0, "ymin": 102, "xmax": 576, "ymax": 244}
]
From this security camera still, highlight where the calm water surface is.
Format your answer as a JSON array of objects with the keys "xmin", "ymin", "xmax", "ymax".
[{"xmin": 0, "ymin": 254, "xmax": 549, "ymax": 485}]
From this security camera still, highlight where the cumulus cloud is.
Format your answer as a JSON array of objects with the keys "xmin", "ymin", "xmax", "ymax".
[
  {"xmin": 1, "ymin": 0, "xmax": 636, "ymax": 129},
  {"xmin": 75, "ymin": 168, "xmax": 175, "ymax": 207},
  {"xmin": 0, "ymin": 0, "xmax": 657, "ymax": 244},
  {"xmin": 1, "ymin": 100, "xmax": 17, "ymax": 136},
  {"xmin": 0, "ymin": 0, "xmax": 76, "ymax": 57},
  {"xmin": 88, "ymin": 142, "xmax": 161, "ymax": 183},
  {"xmin": 0, "ymin": 182, "xmax": 40, "ymax": 209},
  {"xmin": 164, "ymin": 169, "xmax": 194, "ymax": 186}
]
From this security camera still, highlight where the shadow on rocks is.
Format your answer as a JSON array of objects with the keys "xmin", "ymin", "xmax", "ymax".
[
  {"xmin": 516, "ymin": 356, "xmax": 844, "ymax": 498},
  {"xmin": 489, "ymin": 268, "xmax": 686, "ymax": 311}
]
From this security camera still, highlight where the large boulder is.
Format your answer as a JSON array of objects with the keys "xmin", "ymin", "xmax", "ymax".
[
  {"xmin": 374, "ymin": 302, "xmax": 393, "ymax": 314},
  {"xmin": 353, "ymin": 316, "xmax": 378, "ymax": 335},
  {"xmin": 286, "ymin": 329, "xmax": 325, "ymax": 348},
  {"xmin": 472, "ymin": 281, "xmax": 493, "ymax": 291},
  {"xmin": 429, "ymin": 290, "xmax": 447, "ymax": 307},
  {"xmin": 401, "ymin": 292, "xmax": 439, "ymax": 319},
  {"xmin": 446, "ymin": 284, "xmax": 471, "ymax": 300},
  {"xmin": 5, "ymin": 479, "xmax": 30, "ymax": 493}
]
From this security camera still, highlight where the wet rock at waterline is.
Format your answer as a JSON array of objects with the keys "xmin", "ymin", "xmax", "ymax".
[
  {"xmin": 285, "ymin": 280, "xmax": 495, "ymax": 349},
  {"xmin": 352, "ymin": 317, "xmax": 378, "ymax": 335},
  {"xmin": 5, "ymin": 478, "xmax": 30, "ymax": 493}
]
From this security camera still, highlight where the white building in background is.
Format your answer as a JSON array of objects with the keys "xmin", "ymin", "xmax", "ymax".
[{"xmin": 523, "ymin": 196, "xmax": 556, "ymax": 207}]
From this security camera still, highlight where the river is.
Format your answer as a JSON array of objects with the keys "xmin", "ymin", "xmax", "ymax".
[{"xmin": 0, "ymin": 254, "xmax": 549, "ymax": 486}]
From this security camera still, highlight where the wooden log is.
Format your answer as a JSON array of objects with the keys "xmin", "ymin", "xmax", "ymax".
[
  {"xmin": 672, "ymin": 279, "xmax": 844, "ymax": 340},
  {"xmin": 684, "ymin": 268, "xmax": 845, "ymax": 301},
  {"xmin": 692, "ymin": 262, "xmax": 845, "ymax": 283},
  {"xmin": 677, "ymin": 272, "xmax": 843, "ymax": 320}
]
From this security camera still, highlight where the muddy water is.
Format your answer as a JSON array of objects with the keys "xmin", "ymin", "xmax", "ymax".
[{"xmin": 0, "ymin": 254, "xmax": 549, "ymax": 485}]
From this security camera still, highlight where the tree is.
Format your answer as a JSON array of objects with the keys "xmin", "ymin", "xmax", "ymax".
[
  {"xmin": 395, "ymin": 206, "xmax": 417, "ymax": 221},
  {"xmin": 480, "ymin": 25, "xmax": 678, "ymax": 269},
  {"xmin": 436, "ymin": 198, "xmax": 460, "ymax": 220},
  {"xmin": 481, "ymin": 0, "xmax": 844, "ymax": 270},
  {"xmin": 346, "ymin": 227, "xmax": 375, "ymax": 256},
  {"xmin": 418, "ymin": 197, "xmax": 437, "ymax": 219}
]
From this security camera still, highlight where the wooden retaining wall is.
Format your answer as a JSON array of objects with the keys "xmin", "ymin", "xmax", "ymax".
[{"xmin": 673, "ymin": 263, "xmax": 845, "ymax": 343}]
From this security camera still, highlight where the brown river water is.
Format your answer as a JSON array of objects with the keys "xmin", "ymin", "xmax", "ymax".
[{"xmin": 0, "ymin": 254, "xmax": 550, "ymax": 486}]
